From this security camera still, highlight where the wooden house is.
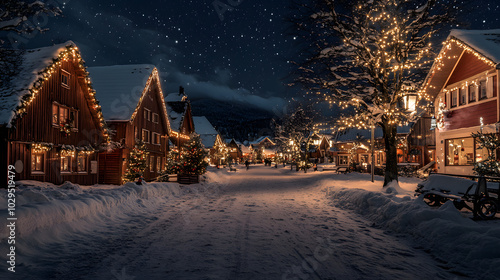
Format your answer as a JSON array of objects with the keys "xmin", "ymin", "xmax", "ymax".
[
  {"xmin": 0, "ymin": 41, "xmax": 108, "ymax": 186},
  {"xmin": 193, "ymin": 116, "xmax": 225, "ymax": 165},
  {"xmin": 165, "ymin": 87, "xmax": 194, "ymax": 149},
  {"xmin": 308, "ymin": 133, "xmax": 331, "ymax": 163},
  {"xmin": 405, "ymin": 109, "xmax": 437, "ymax": 169},
  {"xmin": 87, "ymin": 65, "xmax": 171, "ymax": 184},
  {"xmin": 226, "ymin": 139, "xmax": 243, "ymax": 162},
  {"xmin": 421, "ymin": 29, "xmax": 500, "ymax": 175}
]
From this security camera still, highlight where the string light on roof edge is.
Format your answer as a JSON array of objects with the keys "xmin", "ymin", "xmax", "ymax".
[{"xmin": 12, "ymin": 43, "xmax": 110, "ymax": 142}]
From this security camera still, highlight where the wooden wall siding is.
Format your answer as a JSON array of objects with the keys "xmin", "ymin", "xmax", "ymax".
[
  {"xmin": 408, "ymin": 117, "xmax": 435, "ymax": 147},
  {"xmin": 9, "ymin": 60, "xmax": 103, "ymax": 146},
  {"xmin": 6, "ymin": 60, "xmax": 104, "ymax": 185},
  {"xmin": 99, "ymin": 75, "xmax": 169, "ymax": 184},
  {"xmin": 446, "ymin": 52, "xmax": 493, "ymax": 87},
  {"xmin": 98, "ymin": 150, "xmax": 122, "ymax": 185},
  {"xmin": 443, "ymin": 100, "xmax": 497, "ymax": 131},
  {"xmin": 8, "ymin": 142, "xmax": 98, "ymax": 185}
]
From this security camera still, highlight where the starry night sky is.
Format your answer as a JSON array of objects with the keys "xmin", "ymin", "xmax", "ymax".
[{"xmin": 10, "ymin": 0, "xmax": 500, "ymax": 113}]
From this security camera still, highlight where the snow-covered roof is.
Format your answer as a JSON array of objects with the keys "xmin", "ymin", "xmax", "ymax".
[
  {"xmin": 165, "ymin": 92, "xmax": 187, "ymax": 102},
  {"xmin": 239, "ymin": 145, "xmax": 252, "ymax": 153},
  {"xmin": 165, "ymin": 99, "xmax": 189, "ymax": 131},
  {"xmin": 250, "ymin": 136, "xmax": 275, "ymax": 145},
  {"xmin": 199, "ymin": 134, "xmax": 218, "ymax": 149},
  {"xmin": 449, "ymin": 29, "xmax": 500, "ymax": 65},
  {"xmin": 0, "ymin": 41, "xmax": 75, "ymax": 126},
  {"xmin": 87, "ymin": 64, "xmax": 155, "ymax": 121},
  {"xmin": 193, "ymin": 116, "xmax": 218, "ymax": 135}
]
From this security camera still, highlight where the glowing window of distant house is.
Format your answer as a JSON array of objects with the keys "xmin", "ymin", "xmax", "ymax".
[{"xmin": 31, "ymin": 153, "xmax": 44, "ymax": 173}]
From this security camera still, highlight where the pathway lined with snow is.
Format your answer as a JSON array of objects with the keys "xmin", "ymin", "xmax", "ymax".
[{"xmin": 6, "ymin": 166, "xmax": 461, "ymax": 280}]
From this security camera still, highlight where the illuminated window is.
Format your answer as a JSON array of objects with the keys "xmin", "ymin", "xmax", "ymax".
[
  {"xmin": 150, "ymin": 156, "xmax": 155, "ymax": 172},
  {"xmin": 339, "ymin": 155, "xmax": 349, "ymax": 165},
  {"xmin": 31, "ymin": 153, "xmax": 44, "ymax": 173},
  {"xmin": 61, "ymin": 156, "xmax": 72, "ymax": 172},
  {"xmin": 156, "ymin": 157, "xmax": 161, "ymax": 172},
  {"xmin": 152, "ymin": 132, "xmax": 160, "ymax": 145},
  {"xmin": 77, "ymin": 154, "xmax": 87, "ymax": 172},
  {"xmin": 445, "ymin": 137, "xmax": 487, "ymax": 166},
  {"xmin": 142, "ymin": 129, "xmax": 150, "ymax": 143},
  {"xmin": 52, "ymin": 104, "xmax": 59, "ymax": 125}
]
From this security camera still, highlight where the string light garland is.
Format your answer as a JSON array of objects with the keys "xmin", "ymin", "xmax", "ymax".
[
  {"xmin": 30, "ymin": 142, "xmax": 53, "ymax": 153},
  {"xmin": 12, "ymin": 43, "xmax": 109, "ymax": 141}
]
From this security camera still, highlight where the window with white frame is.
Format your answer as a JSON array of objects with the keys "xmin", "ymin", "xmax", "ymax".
[
  {"xmin": 451, "ymin": 90, "xmax": 458, "ymax": 108},
  {"xmin": 142, "ymin": 129, "xmax": 150, "ymax": 143},
  {"xmin": 144, "ymin": 108, "xmax": 151, "ymax": 121},
  {"xmin": 469, "ymin": 84, "xmax": 476, "ymax": 103},
  {"xmin": 61, "ymin": 70, "xmax": 70, "ymax": 88},
  {"xmin": 459, "ymin": 87, "xmax": 467, "ymax": 105},
  {"xmin": 479, "ymin": 80, "xmax": 487, "ymax": 100},
  {"xmin": 52, "ymin": 103, "xmax": 78, "ymax": 129},
  {"xmin": 152, "ymin": 132, "xmax": 160, "ymax": 145},
  {"xmin": 152, "ymin": 113, "xmax": 159, "ymax": 124}
]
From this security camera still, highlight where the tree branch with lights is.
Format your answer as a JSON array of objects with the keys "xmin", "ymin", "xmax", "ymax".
[{"xmin": 292, "ymin": 0, "xmax": 456, "ymax": 185}]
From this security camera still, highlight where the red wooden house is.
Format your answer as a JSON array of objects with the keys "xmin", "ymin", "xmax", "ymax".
[
  {"xmin": 87, "ymin": 65, "xmax": 171, "ymax": 184},
  {"xmin": 165, "ymin": 87, "xmax": 194, "ymax": 149},
  {"xmin": 0, "ymin": 41, "xmax": 108, "ymax": 186},
  {"xmin": 421, "ymin": 29, "xmax": 500, "ymax": 175}
]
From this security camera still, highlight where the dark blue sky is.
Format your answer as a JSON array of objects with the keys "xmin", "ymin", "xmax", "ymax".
[{"xmin": 5, "ymin": 0, "xmax": 500, "ymax": 112}]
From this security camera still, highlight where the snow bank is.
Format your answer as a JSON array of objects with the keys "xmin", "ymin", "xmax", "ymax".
[
  {"xmin": 326, "ymin": 178, "xmax": 500, "ymax": 278},
  {"xmin": 0, "ymin": 181, "xmax": 181, "ymax": 239}
]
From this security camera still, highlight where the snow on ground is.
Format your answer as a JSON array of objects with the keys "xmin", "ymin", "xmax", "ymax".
[{"xmin": 0, "ymin": 165, "xmax": 499, "ymax": 279}]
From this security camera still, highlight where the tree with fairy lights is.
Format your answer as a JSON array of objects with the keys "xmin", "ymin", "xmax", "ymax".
[
  {"xmin": 123, "ymin": 140, "xmax": 149, "ymax": 183},
  {"xmin": 273, "ymin": 104, "xmax": 316, "ymax": 172},
  {"xmin": 471, "ymin": 125, "xmax": 500, "ymax": 177},
  {"xmin": 292, "ymin": 0, "xmax": 456, "ymax": 185},
  {"xmin": 179, "ymin": 134, "xmax": 208, "ymax": 175}
]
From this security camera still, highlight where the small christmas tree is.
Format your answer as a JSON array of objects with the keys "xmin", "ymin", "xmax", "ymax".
[
  {"xmin": 179, "ymin": 134, "xmax": 208, "ymax": 175},
  {"xmin": 123, "ymin": 140, "xmax": 149, "ymax": 183},
  {"xmin": 471, "ymin": 130, "xmax": 500, "ymax": 177}
]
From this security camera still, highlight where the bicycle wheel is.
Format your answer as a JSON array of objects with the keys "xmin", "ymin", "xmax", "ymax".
[{"xmin": 478, "ymin": 198, "xmax": 498, "ymax": 219}]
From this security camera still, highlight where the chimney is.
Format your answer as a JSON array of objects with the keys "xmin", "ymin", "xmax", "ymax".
[{"xmin": 179, "ymin": 86, "xmax": 185, "ymax": 96}]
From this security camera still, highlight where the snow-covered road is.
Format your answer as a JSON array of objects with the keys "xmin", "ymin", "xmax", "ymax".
[{"xmin": 5, "ymin": 165, "xmax": 462, "ymax": 280}]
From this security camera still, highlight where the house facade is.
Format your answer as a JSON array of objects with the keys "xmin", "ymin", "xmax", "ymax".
[
  {"xmin": 0, "ymin": 42, "xmax": 108, "ymax": 186},
  {"xmin": 421, "ymin": 29, "xmax": 500, "ymax": 175},
  {"xmin": 88, "ymin": 65, "xmax": 171, "ymax": 184},
  {"xmin": 308, "ymin": 133, "xmax": 331, "ymax": 163},
  {"xmin": 165, "ymin": 87, "xmax": 194, "ymax": 149}
]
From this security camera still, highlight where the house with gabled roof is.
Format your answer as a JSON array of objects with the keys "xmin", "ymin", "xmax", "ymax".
[
  {"xmin": 0, "ymin": 41, "xmax": 108, "ymax": 185},
  {"xmin": 226, "ymin": 139, "xmax": 243, "ymax": 162},
  {"xmin": 193, "ymin": 116, "xmax": 225, "ymax": 165},
  {"xmin": 87, "ymin": 64, "xmax": 171, "ymax": 184},
  {"xmin": 165, "ymin": 86, "xmax": 194, "ymax": 149},
  {"xmin": 421, "ymin": 29, "xmax": 500, "ymax": 175}
]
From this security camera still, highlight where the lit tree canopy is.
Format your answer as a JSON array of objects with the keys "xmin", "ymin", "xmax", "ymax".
[{"xmin": 293, "ymin": 0, "xmax": 456, "ymax": 185}]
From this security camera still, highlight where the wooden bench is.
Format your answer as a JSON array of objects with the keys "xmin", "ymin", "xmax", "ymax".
[
  {"xmin": 229, "ymin": 166, "xmax": 237, "ymax": 172},
  {"xmin": 336, "ymin": 167, "xmax": 348, "ymax": 174}
]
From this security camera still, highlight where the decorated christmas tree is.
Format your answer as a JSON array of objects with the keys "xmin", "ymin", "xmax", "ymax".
[
  {"xmin": 471, "ymin": 128, "xmax": 500, "ymax": 177},
  {"xmin": 122, "ymin": 140, "xmax": 149, "ymax": 183},
  {"xmin": 179, "ymin": 134, "xmax": 208, "ymax": 175}
]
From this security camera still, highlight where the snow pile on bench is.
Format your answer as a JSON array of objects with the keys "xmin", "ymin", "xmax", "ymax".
[
  {"xmin": 0, "ymin": 181, "xmax": 181, "ymax": 239},
  {"xmin": 326, "ymin": 178, "xmax": 500, "ymax": 278},
  {"xmin": 418, "ymin": 174, "xmax": 477, "ymax": 194}
]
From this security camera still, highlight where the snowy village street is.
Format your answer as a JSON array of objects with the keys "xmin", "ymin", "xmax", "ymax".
[{"xmin": 1, "ymin": 165, "xmax": 473, "ymax": 280}]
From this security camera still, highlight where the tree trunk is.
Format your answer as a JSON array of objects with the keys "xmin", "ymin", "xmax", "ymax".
[{"xmin": 383, "ymin": 122, "xmax": 398, "ymax": 186}]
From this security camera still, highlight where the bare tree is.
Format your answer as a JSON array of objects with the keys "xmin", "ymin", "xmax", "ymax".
[
  {"xmin": 292, "ymin": 0, "xmax": 456, "ymax": 185},
  {"xmin": 0, "ymin": 0, "xmax": 62, "ymax": 46}
]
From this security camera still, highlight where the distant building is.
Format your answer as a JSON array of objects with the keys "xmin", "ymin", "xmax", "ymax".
[
  {"xmin": 165, "ymin": 86, "xmax": 194, "ymax": 149},
  {"xmin": 193, "ymin": 116, "xmax": 224, "ymax": 164}
]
